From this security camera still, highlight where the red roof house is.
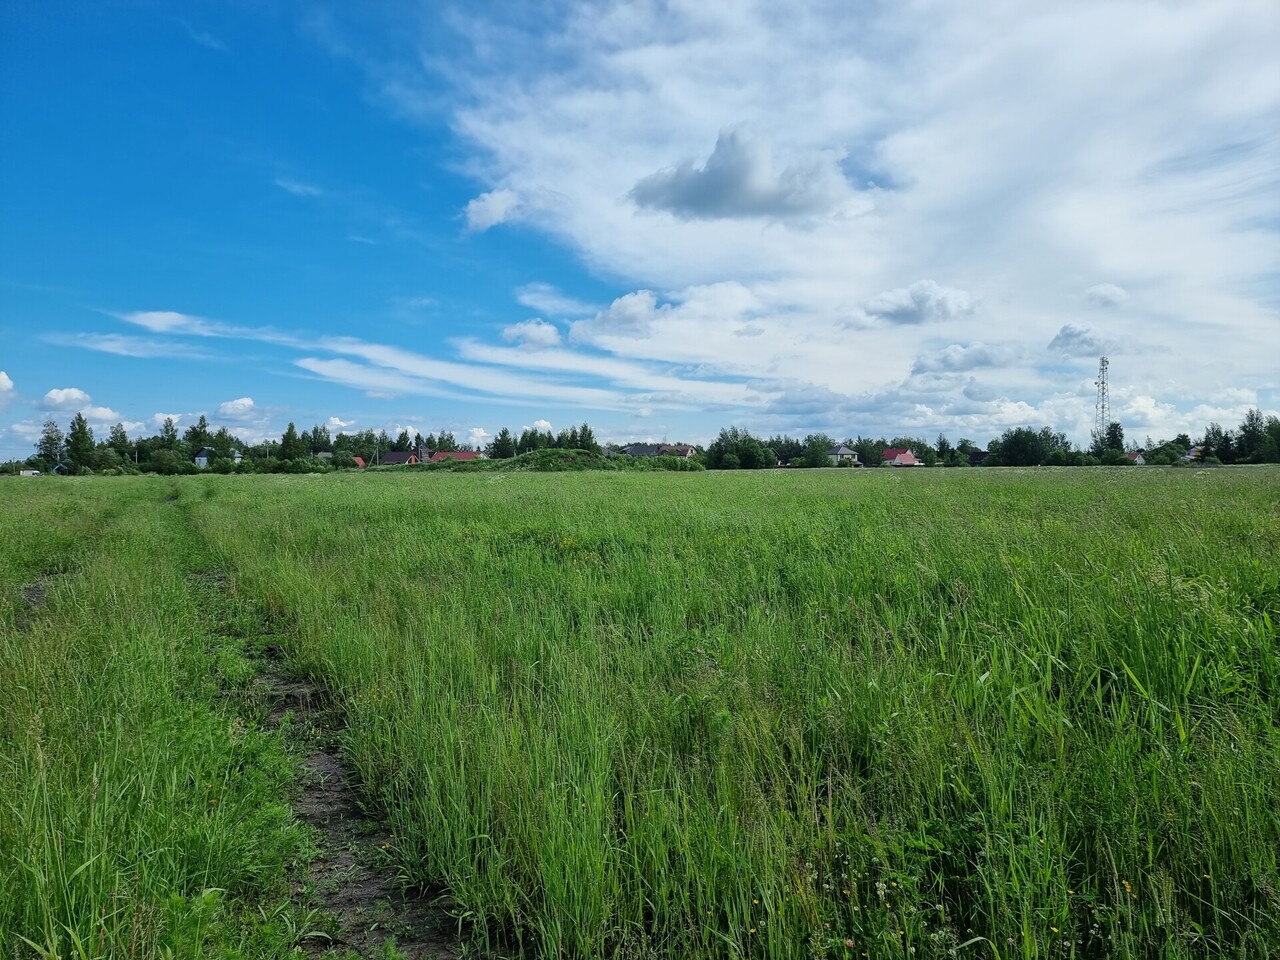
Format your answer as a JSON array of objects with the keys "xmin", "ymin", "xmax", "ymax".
[
  {"xmin": 353, "ymin": 456, "xmax": 366, "ymax": 469},
  {"xmin": 882, "ymin": 447, "xmax": 921, "ymax": 467},
  {"xmin": 428, "ymin": 450, "xmax": 486, "ymax": 463}
]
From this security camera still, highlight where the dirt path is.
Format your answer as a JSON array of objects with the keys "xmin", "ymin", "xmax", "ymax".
[{"xmin": 258, "ymin": 655, "xmax": 466, "ymax": 959}]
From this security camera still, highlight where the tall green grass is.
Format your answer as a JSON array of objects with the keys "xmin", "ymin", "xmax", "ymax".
[
  {"xmin": 183, "ymin": 468, "xmax": 1279, "ymax": 958},
  {"xmin": 4, "ymin": 469, "xmax": 1277, "ymax": 958},
  {"xmin": 0, "ymin": 481, "xmax": 310, "ymax": 958}
]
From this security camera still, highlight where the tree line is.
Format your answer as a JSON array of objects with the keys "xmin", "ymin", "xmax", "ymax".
[
  {"xmin": 701, "ymin": 408, "xmax": 1280, "ymax": 469},
  {"xmin": 8, "ymin": 407, "xmax": 1278, "ymax": 476}
]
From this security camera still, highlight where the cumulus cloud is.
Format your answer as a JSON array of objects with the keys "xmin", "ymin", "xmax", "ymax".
[
  {"xmin": 152, "ymin": 413, "xmax": 185, "ymax": 429},
  {"xmin": 1085, "ymin": 283, "xmax": 1129, "ymax": 307},
  {"xmin": 911, "ymin": 342, "xmax": 1014, "ymax": 374},
  {"xmin": 864, "ymin": 281, "xmax": 976, "ymax": 326},
  {"xmin": 0, "ymin": 371, "xmax": 14, "ymax": 408},
  {"xmin": 502, "ymin": 318, "xmax": 562, "ymax": 349},
  {"xmin": 531, "ymin": 418, "xmax": 552, "ymax": 432},
  {"xmin": 515, "ymin": 282, "xmax": 596, "ymax": 317},
  {"xmin": 1047, "ymin": 324, "xmax": 1109, "ymax": 358},
  {"xmin": 572, "ymin": 291, "xmax": 664, "ymax": 341},
  {"xmin": 464, "ymin": 188, "xmax": 520, "ymax": 231},
  {"xmin": 217, "ymin": 397, "xmax": 257, "ymax": 419},
  {"xmin": 327, "ymin": 415, "xmax": 355, "ymax": 429},
  {"xmin": 43, "ymin": 387, "xmax": 92, "ymax": 411},
  {"xmin": 631, "ymin": 129, "xmax": 858, "ymax": 222},
  {"xmin": 468, "ymin": 426, "xmax": 491, "ymax": 446}
]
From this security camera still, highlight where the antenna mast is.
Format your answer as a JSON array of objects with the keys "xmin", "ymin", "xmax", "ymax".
[{"xmin": 1093, "ymin": 356, "xmax": 1110, "ymax": 446}]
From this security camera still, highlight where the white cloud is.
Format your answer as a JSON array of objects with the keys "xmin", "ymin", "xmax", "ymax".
[
  {"xmin": 47, "ymin": 332, "xmax": 210, "ymax": 359},
  {"xmin": 531, "ymin": 418, "xmax": 552, "ymax": 432},
  {"xmin": 274, "ymin": 177, "xmax": 323, "ymax": 197},
  {"xmin": 217, "ymin": 397, "xmax": 257, "ymax": 419},
  {"xmin": 327, "ymin": 415, "xmax": 355, "ymax": 429},
  {"xmin": 43, "ymin": 387, "xmax": 92, "ymax": 411},
  {"xmin": 1048, "ymin": 324, "xmax": 1112, "ymax": 358},
  {"xmin": 467, "ymin": 426, "xmax": 491, "ymax": 446},
  {"xmin": 152, "ymin": 413, "xmax": 185, "ymax": 429},
  {"xmin": 911, "ymin": 342, "xmax": 1017, "ymax": 375},
  {"xmin": 1085, "ymin": 283, "xmax": 1129, "ymax": 307},
  {"xmin": 863, "ymin": 281, "xmax": 976, "ymax": 326},
  {"xmin": 464, "ymin": 188, "xmax": 520, "ymax": 231},
  {"xmin": 515, "ymin": 282, "xmax": 596, "ymax": 317},
  {"xmin": 0, "ymin": 371, "xmax": 13, "ymax": 408},
  {"xmin": 501, "ymin": 318, "xmax": 561, "ymax": 349}
]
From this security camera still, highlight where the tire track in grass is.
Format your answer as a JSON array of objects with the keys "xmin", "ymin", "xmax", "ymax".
[
  {"xmin": 175, "ymin": 490, "xmax": 469, "ymax": 959},
  {"xmin": 254, "ymin": 641, "xmax": 464, "ymax": 960}
]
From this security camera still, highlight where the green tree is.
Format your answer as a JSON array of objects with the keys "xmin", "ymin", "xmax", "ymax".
[
  {"xmin": 66, "ymin": 413, "xmax": 95, "ymax": 472},
  {"xmin": 577, "ymin": 422, "xmax": 600, "ymax": 454},
  {"xmin": 182, "ymin": 414, "xmax": 211, "ymax": 450},
  {"xmin": 705, "ymin": 426, "xmax": 772, "ymax": 469},
  {"xmin": 159, "ymin": 417, "xmax": 180, "ymax": 450},
  {"xmin": 936, "ymin": 434, "xmax": 954, "ymax": 466},
  {"xmin": 1237, "ymin": 408, "xmax": 1266, "ymax": 462},
  {"xmin": 799, "ymin": 433, "xmax": 836, "ymax": 468},
  {"xmin": 108, "ymin": 422, "xmax": 131, "ymax": 460},
  {"xmin": 280, "ymin": 422, "xmax": 306, "ymax": 460},
  {"xmin": 1104, "ymin": 421, "xmax": 1124, "ymax": 453},
  {"xmin": 36, "ymin": 420, "xmax": 66, "ymax": 466},
  {"xmin": 487, "ymin": 427, "xmax": 517, "ymax": 459},
  {"xmin": 767, "ymin": 435, "xmax": 804, "ymax": 465}
]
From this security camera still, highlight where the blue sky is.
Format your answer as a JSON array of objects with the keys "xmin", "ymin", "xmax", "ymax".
[{"xmin": 2, "ymin": 1, "xmax": 1277, "ymax": 458}]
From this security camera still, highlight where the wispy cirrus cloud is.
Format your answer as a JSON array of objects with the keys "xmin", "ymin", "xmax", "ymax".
[
  {"xmin": 515, "ymin": 283, "xmax": 596, "ymax": 317},
  {"xmin": 46, "ymin": 332, "xmax": 211, "ymax": 359},
  {"xmin": 274, "ymin": 177, "xmax": 323, "ymax": 197}
]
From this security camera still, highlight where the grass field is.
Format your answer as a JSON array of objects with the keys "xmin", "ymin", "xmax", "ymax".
[{"xmin": 3, "ymin": 468, "xmax": 1278, "ymax": 958}]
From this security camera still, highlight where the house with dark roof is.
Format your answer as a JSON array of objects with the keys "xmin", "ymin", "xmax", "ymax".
[
  {"xmin": 194, "ymin": 447, "xmax": 243, "ymax": 469},
  {"xmin": 882, "ymin": 447, "xmax": 922, "ymax": 467},
  {"xmin": 621, "ymin": 442, "xmax": 664, "ymax": 457},
  {"xmin": 379, "ymin": 451, "xmax": 419, "ymax": 466},
  {"xmin": 621, "ymin": 442, "xmax": 697, "ymax": 458},
  {"xmin": 827, "ymin": 445, "xmax": 859, "ymax": 466}
]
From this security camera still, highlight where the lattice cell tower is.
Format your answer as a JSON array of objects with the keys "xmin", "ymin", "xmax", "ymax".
[{"xmin": 1093, "ymin": 356, "xmax": 1110, "ymax": 445}]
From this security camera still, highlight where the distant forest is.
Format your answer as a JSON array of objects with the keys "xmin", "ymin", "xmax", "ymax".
[{"xmin": 6, "ymin": 407, "xmax": 1279, "ymax": 476}]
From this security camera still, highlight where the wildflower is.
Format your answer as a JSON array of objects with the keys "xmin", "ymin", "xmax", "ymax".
[
  {"xmin": 753, "ymin": 899, "xmax": 759, "ymax": 905},
  {"xmin": 844, "ymin": 940, "xmax": 854, "ymax": 949},
  {"xmin": 1051, "ymin": 926, "xmax": 1059, "ymax": 933}
]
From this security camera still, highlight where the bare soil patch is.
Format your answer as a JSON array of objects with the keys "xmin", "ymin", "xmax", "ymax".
[{"xmin": 258, "ymin": 655, "xmax": 465, "ymax": 959}]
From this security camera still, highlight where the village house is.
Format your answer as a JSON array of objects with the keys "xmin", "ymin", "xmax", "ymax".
[
  {"xmin": 427, "ymin": 450, "xmax": 486, "ymax": 463},
  {"xmin": 379, "ymin": 451, "xmax": 419, "ymax": 466},
  {"xmin": 827, "ymin": 444, "xmax": 859, "ymax": 466},
  {"xmin": 882, "ymin": 447, "xmax": 922, "ymax": 467},
  {"xmin": 194, "ymin": 447, "xmax": 243, "ymax": 469}
]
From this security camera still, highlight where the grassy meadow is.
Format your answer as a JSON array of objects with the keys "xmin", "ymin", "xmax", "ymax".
[{"xmin": 2, "ymin": 468, "xmax": 1278, "ymax": 958}]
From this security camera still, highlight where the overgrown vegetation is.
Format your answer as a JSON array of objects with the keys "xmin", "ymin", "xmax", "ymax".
[
  {"xmin": 4, "ymin": 469, "xmax": 1277, "ymax": 958},
  {"xmin": 0, "ymin": 483, "xmax": 313, "ymax": 958}
]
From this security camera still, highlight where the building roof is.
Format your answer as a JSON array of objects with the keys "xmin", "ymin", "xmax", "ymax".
[
  {"xmin": 380, "ymin": 451, "xmax": 418, "ymax": 465},
  {"xmin": 428, "ymin": 450, "xmax": 484, "ymax": 462},
  {"xmin": 622, "ymin": 443, "xmax": 664, "ymax": 457},
  {"xmin": 828, "ymin": 445, "xmax": 856, "ymax": 456},
  {"xmin": 882, "ymin": 447, "xmax": 913, "ymax": 459}
]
